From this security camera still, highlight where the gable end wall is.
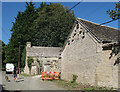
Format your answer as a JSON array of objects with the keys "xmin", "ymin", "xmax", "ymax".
[{"xmin": 61, "ymin": 22, "xmax": 118, "ymax": 88}]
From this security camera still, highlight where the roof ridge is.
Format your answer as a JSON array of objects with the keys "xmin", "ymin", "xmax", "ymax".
[
  {"xmin": 77, "ymin": 17, "xmax": 119, "ymax": 30},
  {"xmin": 77, "ymin": 17, "xmax": 120, "ymax": 42}
]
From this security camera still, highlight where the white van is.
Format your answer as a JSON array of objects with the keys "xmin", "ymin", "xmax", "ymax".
[{"xmin": 6, "ymin": 63, "xmax": 14, "ymax": 73}]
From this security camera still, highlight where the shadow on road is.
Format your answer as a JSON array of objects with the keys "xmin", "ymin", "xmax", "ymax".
[
  {"xmin": 17, "ymin": 77, "xmax": 24, "ymax": 80},
  {"xmin": 16, "ymin": 79, "xmax": 24, "ymax": 82},
  {"xmin": 1, "ymin": 85, "xmax": 21, "ymax": 92},
  {"xmin": 2, "ymin": 90, "xmax": 21, "ymax": 92},
  {"xmin": 1, "ymin": 85, "xmax": 20, "ymax": 92},
  {"xmin": 2, "ymin": 86, "xmax": 21, "ymax": 92}
]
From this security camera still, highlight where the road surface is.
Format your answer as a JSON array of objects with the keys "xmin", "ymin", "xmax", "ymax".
[
  {"xmin": 0, "ymin": 71, "xmax": 2, "ymax": 91},
  {"xmin": 2, "ymin": 71, "xmax": 65, "ymax": 91}
]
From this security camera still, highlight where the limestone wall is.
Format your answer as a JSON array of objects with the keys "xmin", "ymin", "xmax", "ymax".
[
  {"xmin": 38, "ymin": 57, "xmax": 60, "ymax": 72},
  {"xmin": 24, "ymin": 42, "xmax": 61, "ymax": 74},
  {"xmin": 95, "ymin": 50, "xmax": 118, "ymax": 88},
  {"xmin": 61, "ymin": 23, "xmax": 118, "ymax": 88}
]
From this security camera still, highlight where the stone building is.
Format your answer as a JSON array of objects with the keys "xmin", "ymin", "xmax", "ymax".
[
  {"xmin": 61, "ymin": 18, "xmax": 120, "ymax": 89},
  {"xmin": 24, "ymin": 42, "xmax": 62, "ymax": 74},
  {"xmin": 24, "ymin": 17, "xmax": 120, "ymax": 89}
]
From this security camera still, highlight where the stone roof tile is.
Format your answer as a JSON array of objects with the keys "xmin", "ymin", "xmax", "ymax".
[
  {"xmin": 27, "ymin": 47, "xmax": 62, "ymax": 57},
  {"xmin": 77, "ymin": 18, "xmax": 120, "ymax": 42}
]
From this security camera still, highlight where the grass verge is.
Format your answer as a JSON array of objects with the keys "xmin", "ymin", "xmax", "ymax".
[
  {"xmin": 21, "ymin": 73, "xmax": 41, "ymax": 77},
  {"xmin": 21, "ymin": 73, "xmax": 31, "ymax": 77},
  {"xmin": 45, "ymin": 79, "xmax": 115, "ymax": 90},
  {"xmin": 81, "ymin": 86, "xmax": 114, "ymax": 91},
  {"xmin": 45, "ymin": 79, "xmax": 78, "ymax": 90}
]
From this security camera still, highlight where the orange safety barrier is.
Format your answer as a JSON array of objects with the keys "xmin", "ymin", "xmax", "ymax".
[{"xmin": 42, "ymin": 72, "xmax": 59, "ymax": 80}]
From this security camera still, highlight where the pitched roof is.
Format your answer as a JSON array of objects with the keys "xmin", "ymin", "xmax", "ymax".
[
  {"xmin": 27, "ymin": 46, "xmax": 62, "ymax": 58},
  {"xmin": 77, "ymin": 18, "xmax": 120, "ymax": 42}
]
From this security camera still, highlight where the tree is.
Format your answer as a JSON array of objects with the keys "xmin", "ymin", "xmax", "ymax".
[
  {"xmin": 21, "ymin": 47, "xmax": 26, "ymax": 69},
  {"xmin": 107, "ymin": 3, "xmax": 120, "ymax": 20},
  {"xmin": 107, "ymin": 2, "xmax": 120, "ymax": 66},
  {"xmin": 5, "ymin": 2, "xmax": 75, "ymax": 67},
  {"xmin": 5, "ymin": 2, "xmax": 38, "ymax": 66},
  {"xmin": 31, "ymin": 3, "xmax": 75, "ymax": 47},
  {"xmin": 0, "ymin": 40, "xmax": 6, "ymax": 69}
]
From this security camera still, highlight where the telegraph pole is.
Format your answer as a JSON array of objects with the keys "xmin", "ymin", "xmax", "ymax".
[{"xmin": 18, "ymin": 42, "xmax": 20, "ymax": 74}]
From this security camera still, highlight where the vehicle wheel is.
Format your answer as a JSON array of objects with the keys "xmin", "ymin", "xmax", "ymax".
[{"xmin": 6, "ymin": 71, "xmax": 8, "ymax": 74}]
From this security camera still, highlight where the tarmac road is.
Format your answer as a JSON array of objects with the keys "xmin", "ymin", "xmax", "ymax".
[
  {"xmin": 0, "ymin": 71, "xmax": 4, "ymax": 92},
  {"xmin": 2, "ymin": 71, "xmax": 65, "ymax": 91}
]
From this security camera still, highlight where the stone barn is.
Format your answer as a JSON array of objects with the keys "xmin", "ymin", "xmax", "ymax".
[
  {"xmin": 61, "ymin": 18, "xmax": 120, "ymax": 89},
  {"xmin": 24, "ymin": 42, "xmax": 62, "ymax": 75},
  {"xmin": 23, "ymin": 17, "xmax": 120, "ymax": 89}
]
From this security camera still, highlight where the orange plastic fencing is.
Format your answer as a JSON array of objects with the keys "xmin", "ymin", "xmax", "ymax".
[{"xmin": 42, "ymin": 72, "xmax": 59, "ymax": 80}]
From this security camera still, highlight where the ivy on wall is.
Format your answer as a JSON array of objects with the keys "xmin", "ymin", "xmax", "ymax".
[{"xmin": 27, "ymin": 57, "xmax": 34, "ymax": 71}]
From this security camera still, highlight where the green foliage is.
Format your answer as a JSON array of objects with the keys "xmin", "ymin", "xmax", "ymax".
[
  {"xmin": 21, "ymin": 47, "xmax": 26, "ymax": 68},
  {"xmin": 71, "ymin": 74, "xmax": 78, "ymax": 83},
  {"xmin": 5, "ymin": 2, "xmax": 38, "ymax": 66},
  {"xmin": 48, "ymin": 79, "xmax": 78, "ymax": 89},
  {"xmin": 82, "ymin": 87, "xmax": 95, "ymax": 90},
  {"xmin": 0, "ymin": 40, "xmax": 6, "ymax": 68},
  {"xmin": 31, "ymin": 3, "xmax": 75, "ymax": 47},
  {"xmin": 37, "ymin": 59, "xmax": 43, "ymax": 73},
  {"xmin": 110, "ymin": 87, "xmax": 113, "ymax": 90},
  {"xmin": 4, "ymin": 2, "xmax": 75, "ymax": 67},
  {"xmin": 21, "ymin": 73, "xmax": 31, "ymax": 77},
  {"xmin": 82, "ymin": 86, "xmax": 114, "ymax": 91},
  {"xmin": 107, "ymin": 3, "xmax": 120, "ymax": 19},
  {"xmin": 27, "ymin": 57, "xmax": 34, "ymax": 70}
]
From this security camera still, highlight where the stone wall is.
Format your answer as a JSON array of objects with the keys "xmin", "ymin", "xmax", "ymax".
[
  {"xmin": 31, "ymin": 58, "xmax": 40, "ymax": 75},
  {"xmin": 23, "ymin": 44, "xmax": 30, "ymax": 74},
  {"xmin": 61, "ymin": 23, "xmax": 119, "ymax": 88},
  {"xmin": 24, "ymin": 42, "xmax": 62, "ymax": 74},
  {"xmin": 24, "ymin": 42, "xmax": 61, "ymax": 74},
  {"xmin": 38, "ymin": 57, "xmax": 60, "ymax": 72}
]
